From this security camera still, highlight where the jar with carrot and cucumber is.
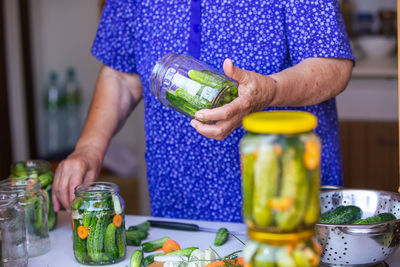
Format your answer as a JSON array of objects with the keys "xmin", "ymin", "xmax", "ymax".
[
  {"xmin": 240, "ymin": 111, "xmax": 322, "ymax": 267},
  {"xmin": 150, "ymin": 53, "xmax": 238, "ymax": 120},
  {"xmin": 71, "ymin": 182, "xmax": 126, "ymax": 265}
]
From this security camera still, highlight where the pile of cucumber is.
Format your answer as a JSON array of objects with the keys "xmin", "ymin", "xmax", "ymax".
[
  {"xmin": 320, "ymin": 205, "xmax": 397, "ymax": 224},
  {"xmin": 165, "ymin": 69, "xmax": 238, "ymax": 117},
  {"xmin": 241, "ymin": 135, "xmax": 321, "ymax": 232},
  {"xmin": 71, "ymin": 195, "xmax": 126, "ymax": 264},
  {"xmin": 10, "ymin": 161, "xmax": 57, "ymax": 231}
]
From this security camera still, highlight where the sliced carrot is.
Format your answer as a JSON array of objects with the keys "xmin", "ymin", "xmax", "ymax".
[
  {"xmin": 77, "ymin": 225, "xmax": 88, "ymax": 239},
  {"xmin": 162, "ymin": 239, "xmax": 180, "ymax": 254},
  {"xmin": 205, "ymin": 257, "xmax": 244, "ymax": 267},
  {"xmin": 72, "ymin": 219, "xmax": 75, "ymax": 231},
  {"xmin": 303, "ymin": 140, "xmax": 320, "ymax": 170},
  {"xmin": 269, "ymin": 197, "xmax": 293, "ymax": 211},
  {"xmin": 113, "ymin": 214, "xmax": 122, "ymax": 227}
]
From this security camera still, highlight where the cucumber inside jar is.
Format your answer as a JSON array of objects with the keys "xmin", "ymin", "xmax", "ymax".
[
  {"xmin": 71, "ymin": 195, "xmax": 126, "ymax": 264},
  {"xmin": 165, "ymin": 69, "xmax": 238, "ymax": 119}
]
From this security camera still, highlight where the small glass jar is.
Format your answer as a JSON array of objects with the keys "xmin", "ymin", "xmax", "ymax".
[
  {"xmin": 71, "ymin": 182, "xmax": 126, "ymax": 265},
  {"xmin": 0, "ymin": 177, "xmax": 50, "ymax": 257},
  {"xmin": 150, "ymin": 53, "xmax": 238, "ymax": 119},
  {"xmin": 0, "ymin": 194, "xmax": 28, "ymax": 267},
  {"xmin": 240, "ymin": 111, "xmax": 321, "ymax": 235},
  {"xmin": 10, "ymin": 160, "xmax": 57, "ymax": 231},
  {"xmin": 243, "ymin": 239, "xmax": 321, "ymax": 267}
]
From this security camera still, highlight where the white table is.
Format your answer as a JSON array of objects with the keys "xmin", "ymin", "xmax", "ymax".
[{"xmin": 28, "ymin": 212, "xmax": 400, "ymax": 267}]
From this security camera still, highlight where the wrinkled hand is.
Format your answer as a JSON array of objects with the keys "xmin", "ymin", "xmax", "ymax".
[
  {"xmin": 190, "ymin": 58, "xmax": 277, "ymax": 140},
  {"xmin": 52, "ymin": 145, "xmax": 103, "ymax": 212}
]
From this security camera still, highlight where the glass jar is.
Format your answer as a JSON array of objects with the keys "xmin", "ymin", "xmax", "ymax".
[
  {"xmin": 0, "ymin": 177, "xmax": 50, "ymax": 257},
  {"xmin": 150, "ymin": 53, "xmax": 238, "ymax": 119},
  {"xmin": 243, "ymin": 239, "xmax": 321, "ymax": 267},
  {"xmin": 10, "ymin": 160, "xmax": 57, "ymax": 231},
  {"xmin": 71, "ymin": 182, "xmax": 126, "ymax": 265},
  {"xmin": 0, "ymin": 194, "xmax": 28, "ymax": 267},
  {"xmin": 240, "ymin": 111, "xmax": 321, "ymax": 236}
]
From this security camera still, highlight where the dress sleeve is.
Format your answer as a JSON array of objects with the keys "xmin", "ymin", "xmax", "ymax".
[
  {"xmin": 284, "ymin": 0, "xmax": 355, "ymax": 65},
  {"xmin": 91, "ymin": 0, "xmax": 137, "ymax": 73}
]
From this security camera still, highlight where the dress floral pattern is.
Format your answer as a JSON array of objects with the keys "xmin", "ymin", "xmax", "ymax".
[{"xmin": 92, "ymin": 0, "xmax": 354, "ymax": 222}]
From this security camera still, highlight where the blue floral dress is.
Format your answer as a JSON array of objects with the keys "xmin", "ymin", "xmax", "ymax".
[{"xmin": 92, "ymin": 0, "xmax": 354, "ymax": 222}]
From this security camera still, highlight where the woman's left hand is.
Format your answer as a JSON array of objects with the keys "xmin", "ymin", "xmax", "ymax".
[{"xmin": 190, "ymin": 58, "xmax": 277, "ymax": 140}]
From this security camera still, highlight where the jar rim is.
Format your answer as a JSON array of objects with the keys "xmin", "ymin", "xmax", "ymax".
[
  {"xmin": 11, "ymin": 160, "xmax": 51, "ymax": 174},
  {"xmin": 0, "ymin": 193, "xmax": 18, "ymax": 208},
  {"xmin": 0, "ymin": 177, "xmax": 41, "ymax": 196},
  {"xmin": 75, "ymin": 181, "xmax": 119, "ymax": 197}
]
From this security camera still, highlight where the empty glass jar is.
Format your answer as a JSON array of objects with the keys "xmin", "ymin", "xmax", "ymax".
[
  {"xmin": 150, "ymin": 53, "xmax": 238, "ymax": 119},
  {"xmin": 10, "ymin": 160, "xmax": 57, "ymax": 230},
  {"xmin": 0, "ymin": 177, "xmax": 50, "ymax": 257},
  {"xmin": 0, "ymin": 194, "xmax": 28, "ymax": 267},
  {"xmin": 71, "ymin": 182, "xmax": 126, "ymax": 265}
]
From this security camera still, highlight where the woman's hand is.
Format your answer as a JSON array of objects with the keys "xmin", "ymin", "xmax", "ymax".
[
  {"xmin": 190, "ymin": 58, "xmax": 277, "ymax": 140},
  {"xmin": 52, "ymin": 145, "xmax": 103, "ymax": 212},
  {"xmin": 189, "ymin": 57, "xmax": 353, "ymax": 140}
]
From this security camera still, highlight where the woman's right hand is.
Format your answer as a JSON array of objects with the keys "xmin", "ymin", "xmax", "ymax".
[{"xmin": 52, "ymin": 145, "xmax": 104, "ymax": 212}]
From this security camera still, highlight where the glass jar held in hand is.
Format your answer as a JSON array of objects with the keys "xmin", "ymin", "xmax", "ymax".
[{"xmin": 150, "ymin": 53, "xmax": 238, "ymax": 121}]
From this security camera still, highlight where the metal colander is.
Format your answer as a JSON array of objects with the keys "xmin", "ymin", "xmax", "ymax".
[{"xmin": 315, "ymin": 189, "xmax": 400, "ymax": 266}]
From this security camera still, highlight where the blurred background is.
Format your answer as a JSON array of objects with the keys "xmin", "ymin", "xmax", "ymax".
[{"xmin": 0, "ymin": 0, "xmax": 398, "ymax": 216}]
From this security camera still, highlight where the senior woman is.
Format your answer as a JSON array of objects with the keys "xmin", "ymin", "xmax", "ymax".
[{"xmin": 52, "ymin": 0, "xmax": 354, "ymax": 222}]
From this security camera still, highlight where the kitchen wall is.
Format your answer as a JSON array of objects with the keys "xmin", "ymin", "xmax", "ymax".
[{"xmin": 5, "ymin": 0, "xmax": 150, "ymax": 215}]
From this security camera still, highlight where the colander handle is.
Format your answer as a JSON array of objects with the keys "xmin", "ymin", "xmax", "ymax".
[{"xmin": 341, "ymin": 225, "xmax": 389, "ymax": 235}]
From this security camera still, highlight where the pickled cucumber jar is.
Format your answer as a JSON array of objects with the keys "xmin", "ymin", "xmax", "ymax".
[
  {"xmin": 240, "ymin": 111, "xmax": 321, "ymax": 237},
  {"xmin": 0, "ymin": 177, "xmax": 50, "ymax": 257},
  {"xmin": 150, "ymin": 53, "xmax": 238, "ymax": 118},
  {"xmin": 71, "ymin": 182, "xmax": 126, "ymax": 265},
  {"xmin": 10, "ymin": 160, "xmax": 57, "ymax": 231},
  {"xmin": 0, "ymin": 194, "xmax": 28, "ymax": 267},
  {"xmin": 243, "ymin": 239, "xmax": 321, "ymax": 267}
]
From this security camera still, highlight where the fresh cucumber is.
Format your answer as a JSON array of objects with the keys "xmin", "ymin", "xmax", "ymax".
[
  {"xmin": 320, "ymin": 205, "xmax": 362, "ymax": 224},
  {"xmin": 166, "ymin": 90, "xmax": 197, "ymax": 117},
  {"xmin": 116, "ymin": 227, "xmax": 126, "ymax": 258},
  {"xmin": 142, "ymin": 237, "xmax": 170, "ymax": 252},
  {"xmin": 253, "ymin": 145, "xmax": 279, "ymax": 227},
  {"xmin": 128, "ymin": 221, "xmax": 150, "ymax": 232},
  {"xmin": 87, "ymin": 211, "xmax": 108, "ymax": 262},
  {"xmin": 275, "ymin": 138, "xmax": 309, "ymax": 231},
  {"xmin": 73, "ymin": 219, "xmax": 87, "ymax": 263},
  {"xmin": 353, "ymin": 213, "xmax": 396, "ymax": 224},
  {"xmin": 214, "ymin": 228, "xmax": 229, "ymax": 246},
  {"xmin": 126, "ymin": 230, "xmax": 148, "ymax": 246},
  {"xmin": 188, "ymin": 69, "xmax": 225, "ymax": 88},
  {"xmin": 176, "ymin": 88, "xmax": 210, "ymax": 110},
  {"xmin": 130, "ymin": 249, "xmax": 143, "ymax": 267},
  {"xmin": 38, "ymin": 172, "xmax": 53, "ymax": 188},
  {"xmin": 167, "ymin": 247, "xmax": 198, "ymax": 257},
  {"xmin": 242, "ymin": 153, "xmax": 255, "ymax": 222},
  {"xmin": 104, "ymin": 223, "xmax": 118, "ymax": 260},
  {"xmin": 303, "ymin": 167, "xmax": 321, "ymax": 225}
]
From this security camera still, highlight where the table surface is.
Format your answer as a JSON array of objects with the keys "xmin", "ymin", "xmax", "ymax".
[{"xmin": 28, "ymin": 212, "xmax": 400, "ymax": 267}]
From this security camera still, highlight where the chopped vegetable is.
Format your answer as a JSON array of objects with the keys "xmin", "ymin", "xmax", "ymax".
[
  {"xmin": 77, "ymin": 225, "xmax": 88, "ymax": 239},
  {"xmin": 163, "ymin": 239, "xmax": 181, "ymax": 254},
  {"xmin": 205, "ymin": 257, "xmax": 244, "ymax": 267},
  {"xmin": 143, "ymin": 253, "xmax": 165, "ymax": 266},
  {"xmin": 113, "ymin": 214, "xmax": 122, "ymax": 227},
  {"xmin": 168, "ymin": 247, "xmax": 198, "ymax": 257}
]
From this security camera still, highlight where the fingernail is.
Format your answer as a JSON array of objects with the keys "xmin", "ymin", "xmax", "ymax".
[{"xmin": 196, "ymin": 113, "xmax": 204, "ymax": 119}]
